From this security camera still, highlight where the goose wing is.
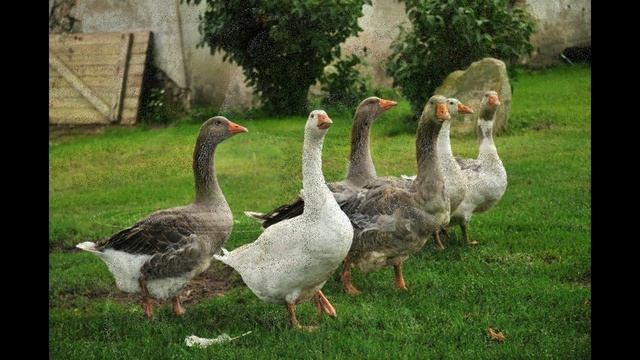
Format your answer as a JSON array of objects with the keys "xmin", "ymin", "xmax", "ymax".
[{"xmin": 95, "ymin": 209, "xmax": 200, "ymax": 255}]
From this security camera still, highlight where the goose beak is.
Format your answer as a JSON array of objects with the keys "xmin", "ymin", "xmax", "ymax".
[
  {"xmin": 436, "ymin": 103, "xmax": 450, "ymax": 121},
  {"xmin": 457, "ymin": 103, "xmax": 474, "ymax": 114},
  {"xmin": 227, "ymin": 121, "xmax": 248, "ymax": 134},
  {"xmin": 488, "ymin": 95, "xmax": 500, "ymax": 106},
  {"xmin": 317, "ymin": 113, "xmax": 333, "ymax": 129},
  {"xmin": 379, "ymin": 99, "xmax": 397, "ymax": 111}
]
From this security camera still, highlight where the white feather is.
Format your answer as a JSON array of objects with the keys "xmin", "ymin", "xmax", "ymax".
[{"xmin": 76, "ymin": 246, "xmax": 195, "ymax": 300}]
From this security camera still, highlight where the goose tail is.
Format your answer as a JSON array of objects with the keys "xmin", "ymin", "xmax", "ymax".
[
  {"xmin": 76, "ymin": 241, "xmax": 103, "ymax": 255},
  {"xmin": 213, "ymin": 248, "xmax": 231, "ymax": 265},
  {"xmin": 76, "ymin": 241, "xmax": 98, "ymax": 252},
  {"xmin": 243, "ymin": 211, "xmax": 266, "ymax": 224}
]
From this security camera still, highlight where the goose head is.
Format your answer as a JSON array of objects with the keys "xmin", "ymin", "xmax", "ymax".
[
  {"xmin": 421, "ymin": 95, "xmax": 451, "ymax": 124},
  {"xmin": 446, "ymin": 98, "xmax": 474, "ymax": 118},
  {"xmin": 479, "ymin": 91, "xmax": 501, "ymax": 121},
  {"xmin": 306, "ymin": 110, "xmax": 333, "ymax": 138},
  {"xmin": 200, "ymin": 116, "xmax": 248, "ymax": 143},
  {"xmin": 355, "ymin": 96, "xmax": 397, "ymax": 127},
  {"xmin": 483, "ymin": 90, "xmax": 501, "ymax": 107}
]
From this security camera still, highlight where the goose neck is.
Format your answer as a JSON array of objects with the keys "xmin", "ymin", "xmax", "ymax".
[
  {"xmin": 302, "ymin": 130, "xmax": 334, "ymax": 216},
  {"xmin": 346, "ymin": 111, "xmax": 376, "ymax": 186},
  {"xmin": 193, "ymin": 137, "xmax": 224, "ymax": 205},
  {"xmin": 437, "ymin": 120, "xmax": 453, "ymax": 158},
  {"xmin": 415, "ymin": 118, "xmax": 445, "ymax": 200}
]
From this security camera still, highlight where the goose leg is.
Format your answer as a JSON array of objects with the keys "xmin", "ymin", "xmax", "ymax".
[
  {"xmin": 172, "ymin": 296, "xmax": 185, "ymax": 316},
  {"xmin": 341, "ymin": 257, "xmax": 360, "ymax": 295},
  {"xmin": 434, "ymin": 230, "xmax": 445, "ymax": 250},
  {"xmin": 393, "ymin": 263, "xmax": 408, "ymax": 290},
  {"xmin": 286, "ymin": 304, "xmax": 317, "ymax": 332},
  {"xmin": 312, "ymin": 290, "xmax": 337, "ymax": 318},
  {"xmin": 461, "ymin": 223, "xmax": 478, "ymax": 245},
  {"xmin": 441, "ymin": 226, "xmax": 450, "ymax": 242},
  {"xmin": 138, "ymin": 277, "xmax": 154, "ymax": 318}
]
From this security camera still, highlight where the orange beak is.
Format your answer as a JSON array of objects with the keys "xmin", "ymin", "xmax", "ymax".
[
  {"xmin": 227, "ymin": 120, "xmax": 248, "ymax": 134},
  {"xmin": 488, "ymin": 94, "xmax": 500, "ymax": 106},
  {"xmin": 457, "ymin": 103, "xmax": 474, "ymax": 114},
  {"xmin": 436, "ymin": 103, "xmax": 450, "ymax": 121},
  {"xmin": 379, "ymin": 99, "xmax": 398, "ymax": 111},
  {"xmin": 317, "ymin": 113, "xmax": 333, "ymax": 129}
]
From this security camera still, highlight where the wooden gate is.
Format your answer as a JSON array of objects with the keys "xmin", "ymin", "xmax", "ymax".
[{"xmin": 49, "ymin": 31, "xmax": 151, "ymax": 125}]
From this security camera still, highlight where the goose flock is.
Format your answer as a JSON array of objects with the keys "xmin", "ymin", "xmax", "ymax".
[{"xmin": 77, "ymin": 91, "xmax": 507, "ymax": 330}]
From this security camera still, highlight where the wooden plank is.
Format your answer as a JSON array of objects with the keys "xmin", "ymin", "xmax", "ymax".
[
  {"xmin": 121, "ymin": 108, "xmax": 140, "ymax": 124},
  {"xmin": 49, "ymin": 85, "xmax": 141, "ymax": 99},
  {"xmin": 49, "ymin": 74, "xmax": 143, "ymax": 88},
  {"xmin": 49, "ymin": 31, "xmax": 150, "ymax": 125},
  {"xmin": 52, "ymin": 53, "xmax": 147, "ymax": 66},
  {"xmin": 49, "ymin": 108, "xmax": 110, "ymax": 124},
  {"xmin": 120, "ymin": 92, "xmax": 143, "ymax": 125},
  {"xmin": 50, "ymin": 97, "xmax": 140, "ymax": 111},
  {"xmin": 49, "ymin": 41, "xmax": 150, "ymax": 57},
  {"xmin": 48, "ymin": 63, "xmax": 146, "ymax": 77},
  {"xmin": 49, "ymin": 51, "xmax": 110, "ymax": 119},
  {"xmin": 49, "ymin": 31, "xmax": 151, "ymax": 47},
  {"xmin": 110, "ymin": 33, "xmax": 132, "ymax": 122}
]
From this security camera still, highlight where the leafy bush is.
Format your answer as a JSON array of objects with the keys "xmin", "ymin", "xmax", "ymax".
[
  {"xmin": 138, "ymin": 88, "xmax": 168, "ymax": 123},
  {"xmin": 387, "ymin": 0, "xmax": 535, "ymax": 116},
  {"xmin": 186, "ymin": 0, "xmax": 371, "ymax": 115},
  {"xmin": 320, "ymin": 54, "xmax": 370, "ymax": 109}
]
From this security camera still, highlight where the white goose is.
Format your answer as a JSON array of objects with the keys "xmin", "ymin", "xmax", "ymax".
[
  {"xmin": 215, "ymin": 110, "xmax": 353, "ymax": 331},
  {"xmin": 245, "ymin": 97, "xmax": 397, "ymax": 226},
  {"xmin": 450, "ymin": 91, "xmax": 507, "ymax": 244}
]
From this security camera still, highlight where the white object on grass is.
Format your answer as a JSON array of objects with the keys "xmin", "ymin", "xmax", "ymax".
[{"xmin": 184, "ymin": 331, "xmax": 252, "ymax": 348}]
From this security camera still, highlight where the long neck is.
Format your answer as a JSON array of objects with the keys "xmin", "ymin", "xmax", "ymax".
[
  {"xmin": 193, "ymin": 136, "xmax": 223, "ymax": 205},
  {"xmin": 415, "ymin": 118, "xmax": 444, "ymax": 200},
  {"xmin": 346, "ymin": 111, "xmax": 376, "ymax": 186},
  {"xmin": 437, "ymin": 120, "xmax": 453, "ymax": 159},
  {"xmin": 476, "ymin": 108, "xmax": 499, "ymax": 161},
  {"xmin": 302, "ymin": 129, "xmax": 335, "ymax": 217}
]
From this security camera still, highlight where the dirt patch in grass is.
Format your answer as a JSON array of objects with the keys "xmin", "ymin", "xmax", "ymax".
[
  {"xmin": 53, "ymin": 261, "xmax": 245, "ymax": 308},
  {"xmin": 179, "ymin": 263, "xmax": 244, "ymax": 304}
]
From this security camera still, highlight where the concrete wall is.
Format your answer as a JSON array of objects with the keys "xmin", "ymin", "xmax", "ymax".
[
  {"xmin": 523, "ymin": 0, "xmax": 591, "ymax": 67},
  {"xmin": 341, "ymin": 0, "xmax": 407, "ymax": 87},
  {"xmin": 176, "ymin": 2, "xmax": 256, "ymax": 109},
  {"xmin": 55, "ymin": 0, "xmax": 590, "ymax": 109},
  {"xmin": 72, "ymin": 0, "xmax": 188, "ymax": 88},
  {"xmin": 64, "ymin": 0, "xmax": 255, "ymax": 109}
]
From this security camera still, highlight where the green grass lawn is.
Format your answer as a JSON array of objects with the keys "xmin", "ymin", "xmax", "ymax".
[{"xmin": 49, "ymin": 64, "xmax": 591, "ymax": 358}]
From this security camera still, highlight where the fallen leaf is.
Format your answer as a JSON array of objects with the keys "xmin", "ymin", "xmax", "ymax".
[
  {"xmin": 584, "ymin": 298, "xmax": 591, "ymax": 305},
  {"xmin": 488, "ymin": 327, "xmax": 506, "ymax": 342}
]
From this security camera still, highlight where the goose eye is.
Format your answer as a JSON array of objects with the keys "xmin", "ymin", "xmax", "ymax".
[{"xmin": 216, "ymin": 120, "xmax": 222, "ymax": 125}]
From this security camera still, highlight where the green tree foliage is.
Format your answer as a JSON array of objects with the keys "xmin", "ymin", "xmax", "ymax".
[
  {"xmin": 320, "ymin": 53, "xmax": 370, "ymax": 109},
  {"xmin": 387, "ymin": 0, "xmax": 535, "ymax": 116},
  {"xmin": 185, "ymin": 0, "xmax": 371, "ymax": 115}
]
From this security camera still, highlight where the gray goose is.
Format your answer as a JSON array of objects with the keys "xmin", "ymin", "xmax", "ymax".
[
  {"xmin": 336, "ymin": 95, "xmax": 450, "ymax": 294},
  {"xmin": 245, "ymin": 96, "xmax": 397, "ymax": 226},
  {"xmin": 76, "ymin": 117, "xmax": 247, "ymax": 317},
  {"xmin": 401, "ymin": 98, "xmax": 474, "ymax": 248}
]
